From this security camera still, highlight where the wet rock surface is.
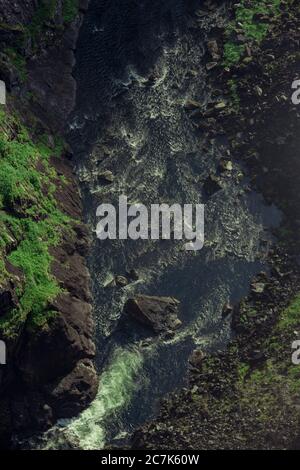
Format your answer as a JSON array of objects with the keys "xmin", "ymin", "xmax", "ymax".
[{"xmin": 125, "ymin": 295, "xmax": 182, "ymax": 334}]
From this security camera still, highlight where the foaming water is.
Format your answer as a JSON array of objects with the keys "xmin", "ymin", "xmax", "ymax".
[
  {"xmin": 65, "ymin": 346, "xmax": 144, "ymax": 449},
  {"xmin": 25, "ymin": 347, "xmax": 144, "ymax": 450}
]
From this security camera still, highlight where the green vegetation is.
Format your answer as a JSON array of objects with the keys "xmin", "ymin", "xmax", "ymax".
[
  {"xmin": 236, "ymin": 291, "xmax": 300, "ymax": 425},
  {"xmin": 4, "ymin": 48, "xmax": 27, "ymax": 82},
  {"xmin": 1, "ymin": 1, "xmax": 79, "ymax": 86},
  {"xmin": 4, "ymin": 0, "xmax": 79, "ymax": 56},
  {"xmin": 0, "ymin": 22, "xmax": 24, "ymax": 33},
  {"xmin": 0, "ymin": 1, "xmax": 81, "ymax": 335},
  {"xmin": 28, "ymin": 0, "xmax": 79, "ymax": 41},
  {"xmin": 223, "ymin": 0, "xmax": 282, "ymax": 67},
  {"xmin": 278, "ymin": 293, "xmax": 300, "ymax": 331},
  {"xmin": 223, "ymin": 44, "xmax": 245, "ymax": 68},
  {"xmin": 62, "ymin": 0, "xmax": 79, "ymax": 23},
  {"xmin": 0, "ymin": 108, "xmax": 70, "ymax": 335},
  {"xmin": 27, "ymin": 0, "xmax": 58, "ymax": 43},
  {"xmin": 198, "ymin": 291, "xmax": 300, "ymax": 439},
  {"xmin": 238, "ymin": 362, "xmax": 250, "ymax": 383}
]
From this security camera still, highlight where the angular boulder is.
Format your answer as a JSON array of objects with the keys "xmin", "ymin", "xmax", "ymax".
[{"xmin": 124, "ymin": 295, "xmax": 182, "ymax": 334}]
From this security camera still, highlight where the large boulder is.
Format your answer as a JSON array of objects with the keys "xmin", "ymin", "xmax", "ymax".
[
  {"xmin": 47, "ymin": 359, "xmax": 98, "ymax": 418},
  {"xmin": 124, "ymin": 295, "xmax": 182, "ymax": 334}
]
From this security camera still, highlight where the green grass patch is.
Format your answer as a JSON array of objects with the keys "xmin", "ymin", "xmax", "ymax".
[
  {"xmin": 278, "ymin": 293, "xmax": 300, "ymax": 331},
  {"xmin": 238, "ymin": 363, "xmax": 250, "ymax": 383},
  {"xmin": 0, "ymin": 108, "xmax": 70, "ymax": 335},
  {"xmin": 223, "ymin": 0, "xmax": 282, "ymax": 67},
  {"xmin": 224, "ymin": 43, "xmax": 245, "ymax": 67},
  {"xmin": 27, "ymin": 0, "xmax": 58, "ymax": 43},
  {"xmin": 234, "ymin": 292, "xmax": 300, "ymax": 423},
  {"xmin": 27, "ymin": 0, "xmax": 79, "ymax": 42},
  {"xmin": 62, "ymin": 0, "xmax": 79, "ymax": 23}
]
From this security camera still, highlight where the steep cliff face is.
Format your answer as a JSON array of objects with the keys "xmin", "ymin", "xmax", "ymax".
[{"xmin": 0, "ymin": 0, "xmax": 97, "ymax": 447}]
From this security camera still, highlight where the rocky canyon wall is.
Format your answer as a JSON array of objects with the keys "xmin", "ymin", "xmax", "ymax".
[{"xmin": 0, "ymin": 0, "xmax": 97, "ymax": 447}]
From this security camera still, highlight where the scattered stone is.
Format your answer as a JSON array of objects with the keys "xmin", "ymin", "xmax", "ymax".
[
  {"xmin": 189, "ymin": 349, "xmax": 206, "ymax": 368},
  {"xmin": 203, "ymin": 174, "xmax": 223, "ymax": 196},
  {"xmin": 49, "ymin": 359, "xmax": 98, "ymax": 417},
  {"xmin": 115, "ymin": 276, "xmax": 129, "ymax": 287},
  {"xmin": 215, "ymin": 101, "xmax": 227, "ymax": 110},
  {"xmin": 206, "ymin": 62, "xmax": 218, "ymax": 71},
  {"xmin": 173, "ymin": 318, "xmax": 183, "ymax": 329},
  {"xmin": 103, "ymin": 275, "xmax": 116, "ymax": 288},
  {"xmin": 99, "ymin": 170, "xmax": 114, "ymax": 184},
  {"xmin": 245, "ymin": 45, "xmax": 252, "ymax": 57},
  {"xmin": 184, "ymin": 99, "xmax": 203, "ymax": 110},
  {"xmin": 207, "ymin": 40, "xmax": 220, "ymax": 60},
  {"xmin": 164, "ymin": 330, "xmax": 176, "ymax": 340},
  {"xmin": 185, "ymin": 69, "xmax": 198, "ymax": 78},
  {"xmin": 251, "ymin": 282, "xmax": 266, "ymax": 295},
  {"xmin": 222, "ymin": 302, "xmax": 233, "ymax": 318},
  {"xmin": 219, "ymin": 159, "xmax": 233, "ymax": 172},
  {"xmin": 255, "ymin": 85, "xmax": 263, "ymax": 97}
]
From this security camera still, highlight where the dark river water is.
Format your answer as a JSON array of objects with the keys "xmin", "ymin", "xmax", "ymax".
[{"xmin": 26, "ymin": 0, "xmax": 281, "ymax": 449}]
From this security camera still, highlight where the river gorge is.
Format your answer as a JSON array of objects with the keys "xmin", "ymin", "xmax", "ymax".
[
  {"xmin": 24, "ymin": 0, "xmax": 282, "ymax": 450},
  {"xmin": 1, "ymin": 0, "xmax": 299, "ymax": 452}
]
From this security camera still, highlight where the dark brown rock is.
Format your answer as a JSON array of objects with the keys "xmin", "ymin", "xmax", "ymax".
[
  {"xmin": 47, "ymin": 359, "xmax": 98, "ymax": 418},
  {"xmin": 125, "ymin": 295, "xmax": 182, "ymax": 334},
  {"xmin": 222, "ymin": 302, "xmax": 233, "ymax": 318},
  {"xmin": 203, "ymin": 174, "xmax": 223, "ymax": 196},
  {"xmin": 207, "ymin": 40, "xmax": 220, "ymax": 60},
  {"xmin": 189, "ymin": 349, "xmax": 206, "ymax": 368},
  {"xmin": 17, "ymin": 293, "xmax": 96, "ymax": 385},
  {"xmin": 27, "ymin": 42, "xmax": 77, "ymax": 132}
]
